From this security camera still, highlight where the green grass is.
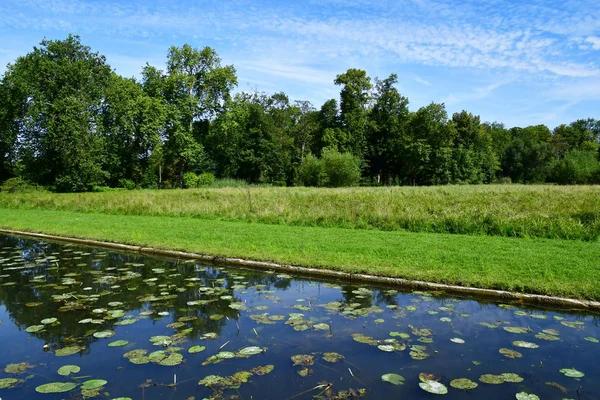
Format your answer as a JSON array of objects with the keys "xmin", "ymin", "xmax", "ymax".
[
  {"xmin": 1, "ymin": 208, "xmax": 599, "ymax": 300},
  {"xmin": 1, "ymin": 185, "xmax": 599, "ymax": 240}
]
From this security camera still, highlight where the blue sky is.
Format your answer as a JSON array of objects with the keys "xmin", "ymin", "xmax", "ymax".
[{"xmin": 1, "ymin": 0, "xmax": 599, "ymax": 128}]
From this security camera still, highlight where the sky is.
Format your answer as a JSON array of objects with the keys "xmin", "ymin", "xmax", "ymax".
[{"xmin": 1, "ymin": 0, "xmax": 599, "ymax": 128}]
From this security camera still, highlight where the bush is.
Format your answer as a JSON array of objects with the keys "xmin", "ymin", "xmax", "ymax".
[
  {"xmin": 321, "ymin": 148, "xmax": 361, "ymax": 187},
  {"xmin": 552, "ymin": 150, "xmax": 600, "ymax": 184},
  {"xmin": 296, "ymin": 154, "xmax": 326, "ymax": 187},
  {"xmin": 1, "ymin": 177, "xmax": 34, "ymax": 193},
  {"xmin": 119, "ymin": 178, "xmax": 137, "ymax": 190},
  {"xmin": 183, "ymin": 172, "xmax": 198, "ymax": 188},
  {"xmin": 197, "ymin": 172, "xmax": 215, "ymax": 187}
]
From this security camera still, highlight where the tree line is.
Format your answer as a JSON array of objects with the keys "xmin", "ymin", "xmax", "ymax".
[{"xmin": 1, "ymin": 35, "xmax": 599, "ymax": 192}]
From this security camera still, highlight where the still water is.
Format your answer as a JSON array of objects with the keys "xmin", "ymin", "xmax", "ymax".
[{"xmin": 0, "ymin": 234, "xmax": 598, "ymax": 399}]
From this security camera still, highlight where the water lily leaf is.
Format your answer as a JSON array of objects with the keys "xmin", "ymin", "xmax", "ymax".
[
  {"xmin": 503, "ymin": 327, "xmax": 531, "ymax": 334},
  {"xmin": 500, "ymin": 373, "xmax": 524, "ymax": 383},
  {"xmin": 40, "ymin": 317, "xmax": 58, "ymax": 325},
  {"xmin": 55, "ymin": 346, "xmax": 83, "ymax": 357},
  {"xmin": 238, "ymin": 346, "xmax": 263, "ymax": 356},
  {"xmin": 535, "ymin": 333, "xmax": 560, "ymax": 341},
  {"xmin": 291, "ymin": 354, "xmax": 314, "ymax": 366},
  {"xmin": 381, "ymin": 373, "xmax": 405, "ymax": 385},
  {"xmin": 108, "ymin": 340, "xmax": 129, "ymax": 347},
  {"xmin": 584, "ymin": 337, "xmax": 599, "ymax": 343},
  {"xmin": 450, "ymin": 338, "xmax": 465, "ymax": 344},
  {"xmin": 479, "ymin": 374, "xmax": 504, "ymax": 384},
  {"xmin": 93, "ymin": 330, "xmax": 115, "ymax": 339},
  {"xmin": 499, "ymin": 348, "xmax": 523, "ymax": 358},
  {"xmin": 80, "ymin": 379, "xmax": 107, "ymax": 390},
  {"xmin": 512, "ymin": 341, "xmax": 539, "ymax": 348},
  {"xmin": 419, "ymin": 380, "xmax": 448, "ymax": 394},
  {"xmin": 378, "ymin": 344, "xmax": 396, "ymax": 352},
  {"xmin": 57, "ymin": 365, "xmax": 80, "ymax": 376},
  {"xmin": 158, "ymin": 353, "xmax": 183, "ymax": 366},
  {"xmin": 419, "ymin": 373, "xmax": 438, "ymax": 382},
  {"xmin": 322, "ymin": 352, "xmax": 344, "ymax": 363},
  {"xmin": 35, "ymin": 382, "xmax": 78, "ymax": 393},
  {"xmin": 188, "ymin": 345, "xmax": 206, "ymax": 354},
  {"xmin": 389, "ymin": 332, "xmax": 410, "ymax": 339},
  {"xmin": 313, "ymin": 323, "xmax": 330, "ymax": 331},
  {"xmin": 25, "ymin": 325, "xmax": 45, "ymax": 333},
  {"xmin": 250, "ymin": 365, "xmax": 274, "ymax": 375},
  {"xmin": 0, "ymin": 377, "xmax": 22, "ymax": 389},
  {"xmin": 4, "ymin": 362, "xmax": 34, "ymax": 374},
  {"xmin": 516, "ymin": 392, "xmax": 540, "ymax": 400},
  {"xmin": 560, "ymin": 368, "xmax": 584, "ymax": 378},
  {"xmin": 450, "ymin": 378, "xmax": 478, "ymax": 390},
  {"xmin": 297, "ymin": 368, "xmax": 312, "ymax": 377}
]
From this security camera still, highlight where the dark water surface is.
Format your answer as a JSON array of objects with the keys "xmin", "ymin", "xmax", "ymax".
[{"xmin": 0, "ymin": 234, "xmax": 598, "ymax": 400}]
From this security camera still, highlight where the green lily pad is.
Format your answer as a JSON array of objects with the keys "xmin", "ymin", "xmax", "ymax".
[
  {"xmin": 501, "ymin": 373, "xmax": 524, "ymax": 383},
  {"xmin": 499, "ymin": 348, "xmax": 523, "ymax": 358},
  {"xmin": 55, "ymin": 346, "xmax": 83, "ymax": 357},
  {"xmin": 250, "ymin": 364, "xmax": 274, "ymax": 375},
  {"xmin": 108, "ymin": 340, "xmax": 129, "ymax": 347},
  {"xmin": 560, "ymin": 368, "xmax": 584, "ymax": 378},
  {"xmin": 0, "ymin": 377, "xmax": 22, "ymax": 389},
  {"xmin": 450, "ymin": 338, "xmax": 465, "ymax": 344},
  {"xmin": 322, "ymin": 352, "xmax": 344, "ymax": 363},
  {"xmin": 419, "ymin": 380, "xmax": 448, "ymax": 394},
  {"xmin": 4, "ymin": 362, "xmax": 33, "ymax": 374},
  {"xmin": 512, "ymin": 341, "xmax": 539, "ymax": 348},
  {"xmin": 188, "ymin": 345, "xmax": 206, "ymax": 354},
  {"xmin": 503, "ymin": 327, "xmax": 531, "ymax": 334},
  {"xmin": 238, "ymin": 346, "xmax": 263, "ymax": 356},
  {"xmin": 479, "ymin": 374, "xmax": 504, "ymax": 384},
  {"xmin": 584, "ymin": 337, "xmax": 599, "ymax": 343},
  {"xmin": 516, "ymin": 392, "xmax": 540, "ymax": 400},
  {"xmin": 158, "ymin": 353, "xmax": 183, "ymax": 366},
  {"xmin": 291, "ymin": 354, "xmax": 314, "ymax": 366},
  {"xmin": 35, "ymin": 382, "xmax": 78, "ymax": 393},
  {"xmin": 80, "ymin": 379, "xmax": 107, "ymax": 390},
  {"xmin": 381, "ymin": 373, "xmax": 405, "ymax": 385},
  {"xmin": 378, "ymin": 344, "xmax": 396, "ymax": 352},
  {"xmin": 450, "ymin": 378, "xmax": 478, "ymax": 390},
  {"xmin": 40, "ymin": 317, "xmax": 58, "ymax": 325},
  {"xmin": 57, "ymin": 365, "xmax": 80, "ymax": 376},
  {"xmin": 25, "ymin": 325, "xmax": 45, "ymax": 333},
  {"xmin": 389, "ymin": 331, "xmax": 410, "ymax": 339}
]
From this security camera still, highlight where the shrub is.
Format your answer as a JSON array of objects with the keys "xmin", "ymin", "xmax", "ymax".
[
  {"xmin": 296, "ymin": 154, "xmax": 326, "ymax": 187},
  {"xmin": 321, "ymin": 148, "xmax": 361, "ymax": 187},
  {"xmin": 552, "ymin": 150, "xmax": 600, "ymax": 184},
  {"xmin": 119, "ymin": 178, "xmax": 137, "ymax": 190},
  {"xmin": 183, "ymin": 172, "xmax": 199, "ymax": 188},
  {"xmin": 1, "ymin": 177, "xmax": 34, "ymax": 193},
  {"xmin": 197, "ymin": 172, "xmax": 215, "ymax": 187}
]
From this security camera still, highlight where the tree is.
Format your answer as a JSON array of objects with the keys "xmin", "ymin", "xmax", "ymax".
[
  {"xmin": 334, "ymin": 69, "xmax": 372, "ymax": 158},
  {"xmin": 367, "ymin": 74, "xmax": 409, "ymax": 184},
  {"xmin": 1, "ymin": 35, "xmax": 111, "ymax": 191},
  {"xmin": 143, "ymin": 45, "xmax": 237, "ymax": 186}
]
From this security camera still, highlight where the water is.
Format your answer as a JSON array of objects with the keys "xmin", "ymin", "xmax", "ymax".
[{"xmin": 0, "ymin": 234, "xmax": 598, "ymax": 399}]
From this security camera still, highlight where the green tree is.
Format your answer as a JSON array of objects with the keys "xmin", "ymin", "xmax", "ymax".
[{"xmin": 1, "ymin": 35, "xmax": 111, "ymax": 191}]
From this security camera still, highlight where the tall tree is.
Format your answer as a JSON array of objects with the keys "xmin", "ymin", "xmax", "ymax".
[{"xmin": 1, "ymin": 35, "xmax": 111, "ymax": 191}]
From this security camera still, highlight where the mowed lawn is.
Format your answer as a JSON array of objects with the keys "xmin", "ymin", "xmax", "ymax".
[{"xmin": 0, "ymin": 207, "xmax": 599, "ymax": 300}]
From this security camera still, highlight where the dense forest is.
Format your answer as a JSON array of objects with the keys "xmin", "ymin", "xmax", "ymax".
[{"xmin": 1, "ymin": 35, "xmax": 599, "ymax": 192}]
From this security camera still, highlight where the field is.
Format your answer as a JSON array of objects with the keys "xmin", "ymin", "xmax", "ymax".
[
  {"xmin": 0, "ymin": 185, "xmax": 599, "ymax": 240},
  {"xmin": 0, "ymin": 185, "xmax": 599, "ymax": 300}
]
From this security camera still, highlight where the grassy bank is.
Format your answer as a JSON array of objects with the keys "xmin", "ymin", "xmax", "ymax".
[
  {"xmin": 0, "ymin": 208, "xmax": 599, "ymax": 300},
  {"xmin": 1, "ymin": 185, "xmax": 599, "ymax": 241}
]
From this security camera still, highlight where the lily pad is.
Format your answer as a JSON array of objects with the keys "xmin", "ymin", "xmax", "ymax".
[
  {"xmin": 499, "ymin": 348, "xmax": 523, "ymax": 358},
  {"xmin": 40, "ymin": 317, "xmax": 58, "ymax": 325},
  {"xmin": 93, "ymin": 330, "xmax": 115, "ymax": 338},
  {"xmin": 503, "ymin": 327, "xmax": 531, "ymax": 334},
  {"xmin": 238, "ymin": 346, "xmax": 263, "ymax": 356},
  {"xmin": 450, "ymin": 378, "xmax": 478, "ymax": 390},
  {"xmin": 0, "ymin": 377, "xmax": 22, "ymax": 389},
  {"xmin": 560, "ymin": 368, "xmax": 584, "ymax": 378},
  {"xmin": 188, "ymin": 345, "xmax": 206, "ymax": 354},
  {"xmin": 250, "ymin": 364, "xmax": 274, "ymax": 375},
  {"xmin": 57, "ymin": 365, "xmax": 80, "ymax": 376},
  {"xmin": 25, "ymin": 325, "xmax": 45, "ymax": 333},
  {"xmin": 108, "ymin": 340, "xmax": 129, "ymax": 347},
  {"xmin": 291, "ymin": 354, "xmax": 314, "ymax": 366},
  {"xmin": 55, "ymin": 346, "xmax": 83, "ymax": 357},
  {"xmin": 501, "ymin": 373, "xmax": 524, "ymax": 383},
  {"xmin": 4, "ymin": 362, "xmax": 33, "ymax": 374},
  {"xmin": 512, "ymin": 341, "xmax": 539, "ymax": 349},
  {"xmin": 479, "ymin": 374, "xmax": 504, "ymax": 384},
  {"xmin": 157, "ymin": 353, "xmax": 183, "ymax": 366},
  {"xmin": 516, "ymin": 392, "xmax": 540, "ymax": 400},
  {"xmin": 322, "ymin": 352, "xmax": 344, "ymax": 363},
  {"xmin": 381, "ymin": 373, "xmax": 405, "ymax": 385},
  {"xmin": 419, "ymin": 380, "xmax": 448, "ymax": 394},
  {"xmin": 35, "ymin": 382, "xmax": 78, "ymax": 393},
  {"xmin": 80, "ymin": 379, "xmax": 107, "ymax": 390},
  {"xmin": 584, "ymin": 337, "xmax": 599, "ymax": 343},
  {"xmin": 450, "ymin": 338, "xmax": 465, "ymax": 344}
]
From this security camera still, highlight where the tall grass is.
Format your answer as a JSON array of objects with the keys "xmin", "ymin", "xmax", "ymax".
[{"xmin": 1, "ymin": 185, "xmax": 599, "ymax": 241}]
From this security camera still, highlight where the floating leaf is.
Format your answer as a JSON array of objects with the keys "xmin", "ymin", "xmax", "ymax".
[
  {"xmin": 516, "ymin": 392, "xmax": 540, "ymax": 400},
  {"xmin": 381, "ymin": 373, "xmax": 405, "ymax": 385},
  {"xmin": 250, "ymin": 364, "xmax": 274, "ymax": 375},
  {"xmin": 322, "ymin": 352, "xmax": 344, "ymax": 363},
  {"xmin": 80, "ymin": 379, "xmax": 107, "ymax": 390},
  {"xmin": 501, "ymin": 373, "xmax": 524, "ymax": 383},
  {"xmin": 57, "ymin": 365, "xmax": 80, "ymax": 376},
  {"xmin": 419, "ymin": 380, "xmax": 448, "ymax": 394},
  {"xmin": 40, "ymin": 318, "xmax": 58, "ymax": 325},
  {"xmin": 378, "ymin": 344, "xmax": 396, "ymax": 352},
  {"xmin": 25, "ymin": 325, "xmax": 45, "ymax": 333},
  {"xmin": 584, "ymin": 337, "xmax": 599, "ymax": 343},
  {"xmin": 291, "ymin": 354, "xmax": 313, "ymax": 366},
  {"xmin": 93, "ymin": 330, "xmax": 115, "ymax": 339},
  {"xmin": 35, "ymin": 382, "xmax": 78, "ymax": 393},
  {"xmin": 512, "ymin": 341, "xmax": 539, "ymax": 349},
  {"xmin": 238, "ymin": 346, "xmax": 263, "ymax": 356},
  {"xmin": 450, "ymin": 378, "xmax": 478, "ymax": 390},
  {"xmin": 560, "ymin": 368, "xmax": 584, "ymax": 378},
  {"xmin": 499, "ymin": 348, "xmax": 523, "ymax": 358},
  {"xmin": 297, "ymin": 368, "xmax": 312, "ymax": 377},
  {"xmin": 188, "ymin": 345, "xmax": 206, "ymax": 354},
  {"xmin": 503, "ymin": 327, "xmax": 531, "ymax": 334},
  {"xmin": 479, "ymin": 374, "xmax": 504, "ymax": 384},
  {"xmin": 158, "ymin": 353, "xmax": 183, "ymax": 366},
  {"xmin": 108, "ymin": 340, "xmax": 129, "ymax": 347},
  {"xmin": 55, "ymin": 346, "xmax": 83, "ymax": 357},
  {"xmin": 450, "ymin": 338, "xmax": 465, "ymax": 344},
  {"xmin": 0, "ymin": 377, "xmax": 21, "ymax": 389},
  {"xmin": 4, "ymin": 362, "xmax": 33, "ymax": 374}
]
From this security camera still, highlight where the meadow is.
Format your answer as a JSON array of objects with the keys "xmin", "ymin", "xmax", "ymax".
[{"xmin": 0, "ymin": 184, "xmax": 598, "ymax": 241}]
